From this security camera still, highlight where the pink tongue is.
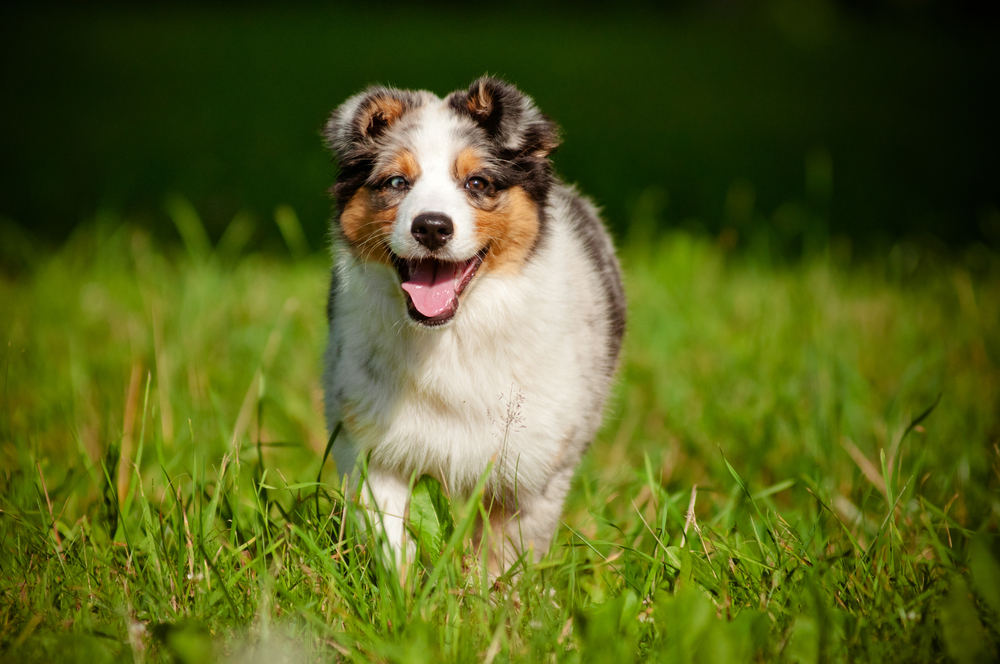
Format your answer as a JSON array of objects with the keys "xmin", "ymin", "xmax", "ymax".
[{"xmin": 401, "ymin": 260, "xmax": 463, "ymax": 317}]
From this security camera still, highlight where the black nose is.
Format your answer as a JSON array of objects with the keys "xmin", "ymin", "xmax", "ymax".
[{"xmin": 411, "ymin": 212, "xmax": 454, "ymax": 251}]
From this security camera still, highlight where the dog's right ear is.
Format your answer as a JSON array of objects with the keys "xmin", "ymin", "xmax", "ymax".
[{"xmin": 324, "ymin": 86, "xmax": 415, "ymax": 162}]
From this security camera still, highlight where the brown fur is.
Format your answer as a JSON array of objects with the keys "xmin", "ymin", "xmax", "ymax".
[
  {"xmin": 453, "ymin": 147, "xmax": 484, "ymax": 182},
  {"xmin": 466, "ymin": 81, "xmax": 494, "ymax": 120},
  {"xmin": 339, "ymin": 187, "xmax": 396, "ymax": 267},
  {"xmin": 357, "ymin": 95, "xmax": 407, "ymax": 139},
  {"xmin": 474, "ymin": 186, "xmax": 541, "ymax": 276},
  {"xmin": 376, "ymin": 150, "xmax": 422, "ymax": 184},
  {"xmin": 474, "ymin": 500, "xmax": 531, "ymax": 576}
]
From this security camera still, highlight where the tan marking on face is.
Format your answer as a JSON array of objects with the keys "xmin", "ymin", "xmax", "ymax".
[
  {"xmin": 375, "ymin": 149, "xmax": 422, "ymax": 184},
  {"xmin": 474, "ymin": 186, "xmax": 540, "ymax": 276},
  {"xmin": 454, "ymin": 147, "xmax": 485, "ymax": 181},
  {"xmin": 338, "ymin": 187, "xmax": 395, "ymax": 266}
]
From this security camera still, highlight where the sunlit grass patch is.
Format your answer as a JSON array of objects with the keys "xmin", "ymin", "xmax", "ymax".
[{"xmin": 1, "ymin": 213, "xmax": 998, "ymax": 662}]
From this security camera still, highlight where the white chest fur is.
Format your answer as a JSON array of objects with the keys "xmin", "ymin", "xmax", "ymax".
[{"xmin": 325, "ymin": 220, "xmax": 610, "ymax": 500}]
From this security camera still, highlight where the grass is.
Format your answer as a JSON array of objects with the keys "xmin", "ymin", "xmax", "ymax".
[{"xmin": 1, "ymin": 207, "xmax": 999, "ymax": 662}]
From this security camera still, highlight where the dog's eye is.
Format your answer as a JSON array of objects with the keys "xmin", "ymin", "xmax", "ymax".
[
  {"xmin": 386, "ymin": 176, "xmax": 408, "ymax": 190},
  {"xmin": 466, "ymin": 177, "xmax": 489, "ymax": 191}
]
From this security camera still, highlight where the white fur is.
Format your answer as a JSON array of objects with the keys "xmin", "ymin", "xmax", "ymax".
[
  {"xmin": 388, "ymin": 103, "xmax": 482, "ymax": 262},
  {"xmin": 324, "ymin": 92, "xmax": 621, "ymax": 572}
]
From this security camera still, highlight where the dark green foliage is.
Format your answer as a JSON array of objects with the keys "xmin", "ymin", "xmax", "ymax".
[{"xmin": 2, "ymin": 5, "xmax": 998, "ymax": 249}]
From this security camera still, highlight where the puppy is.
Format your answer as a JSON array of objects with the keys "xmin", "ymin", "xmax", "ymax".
[{"xmin": 322, "ymin": 77, "xmax": 625, "ymax": 573}]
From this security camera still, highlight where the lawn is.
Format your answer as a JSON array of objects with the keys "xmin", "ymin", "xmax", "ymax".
[{"xmin": 1, "ymin": 207, "xmax": 998, "ymax": 662}]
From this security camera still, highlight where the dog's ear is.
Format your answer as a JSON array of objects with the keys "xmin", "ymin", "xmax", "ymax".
[
  {"xmin": 324, "ymin": 86, "xmax": 415, "ymax": 161},
  {"xmin": 448, "ymin": 77, "xmax": 560, "ymax": 159}
]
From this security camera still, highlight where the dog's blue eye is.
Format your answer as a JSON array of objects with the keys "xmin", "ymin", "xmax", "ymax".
[
  {"xmin": 466, "ymin": 177, "xmax": 488, "ymax": 191},
  {"xmin": 387, "ymin": 176, "xmax": 407, "ymax": 189}
]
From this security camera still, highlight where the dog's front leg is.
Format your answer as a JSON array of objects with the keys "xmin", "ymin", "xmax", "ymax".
[
  {"xmin": 479, "ymin": 466, "xmax": 576, "ymax": 578},
  {"xmin": 359, "ymin": 466, "xmax": 412, "ymax": 572}
]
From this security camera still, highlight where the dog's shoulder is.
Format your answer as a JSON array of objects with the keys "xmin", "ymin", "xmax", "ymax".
[{"xmin": 546, "ymin": 182, "xmax": 627, "ymax": 359}]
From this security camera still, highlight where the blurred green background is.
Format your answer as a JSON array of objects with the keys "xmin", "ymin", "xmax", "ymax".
[
  {"xmin": 2, "ymin": 0, "xmax": 998, "ymax": 257},
  {"xmin": 2, "ymin": 4, "xmax": 1000, "ymax": 659}
]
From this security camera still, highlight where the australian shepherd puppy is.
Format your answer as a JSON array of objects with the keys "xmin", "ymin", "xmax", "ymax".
[{"xmin": 322, "ymin": 76, "xmax": 625, "ymax": 573}]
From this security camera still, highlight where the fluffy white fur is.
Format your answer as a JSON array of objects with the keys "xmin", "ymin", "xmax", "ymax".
[{"xmin": 323, "ymin": 80, "xmax": 624, "ymax": 573}]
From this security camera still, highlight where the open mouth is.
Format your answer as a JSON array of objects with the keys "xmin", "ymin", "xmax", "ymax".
[{"xmin": 391, "ymin": 246, "xmax": 489, "ymax": 326}]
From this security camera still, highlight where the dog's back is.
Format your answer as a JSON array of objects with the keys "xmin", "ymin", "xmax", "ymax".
[{"xmin": 322, "ymin": 77, "xmax": 624, "ymax": 570}]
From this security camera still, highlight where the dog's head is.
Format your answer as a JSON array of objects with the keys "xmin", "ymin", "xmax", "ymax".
[{"xmin": 324, "ymin": 77, "xmax": 560, "ymax": 327}]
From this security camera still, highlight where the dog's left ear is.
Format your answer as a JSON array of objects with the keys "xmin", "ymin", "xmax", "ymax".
[{"xmin": 448, "ymin": 77, "xmax": 560, "ymax": 159}]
